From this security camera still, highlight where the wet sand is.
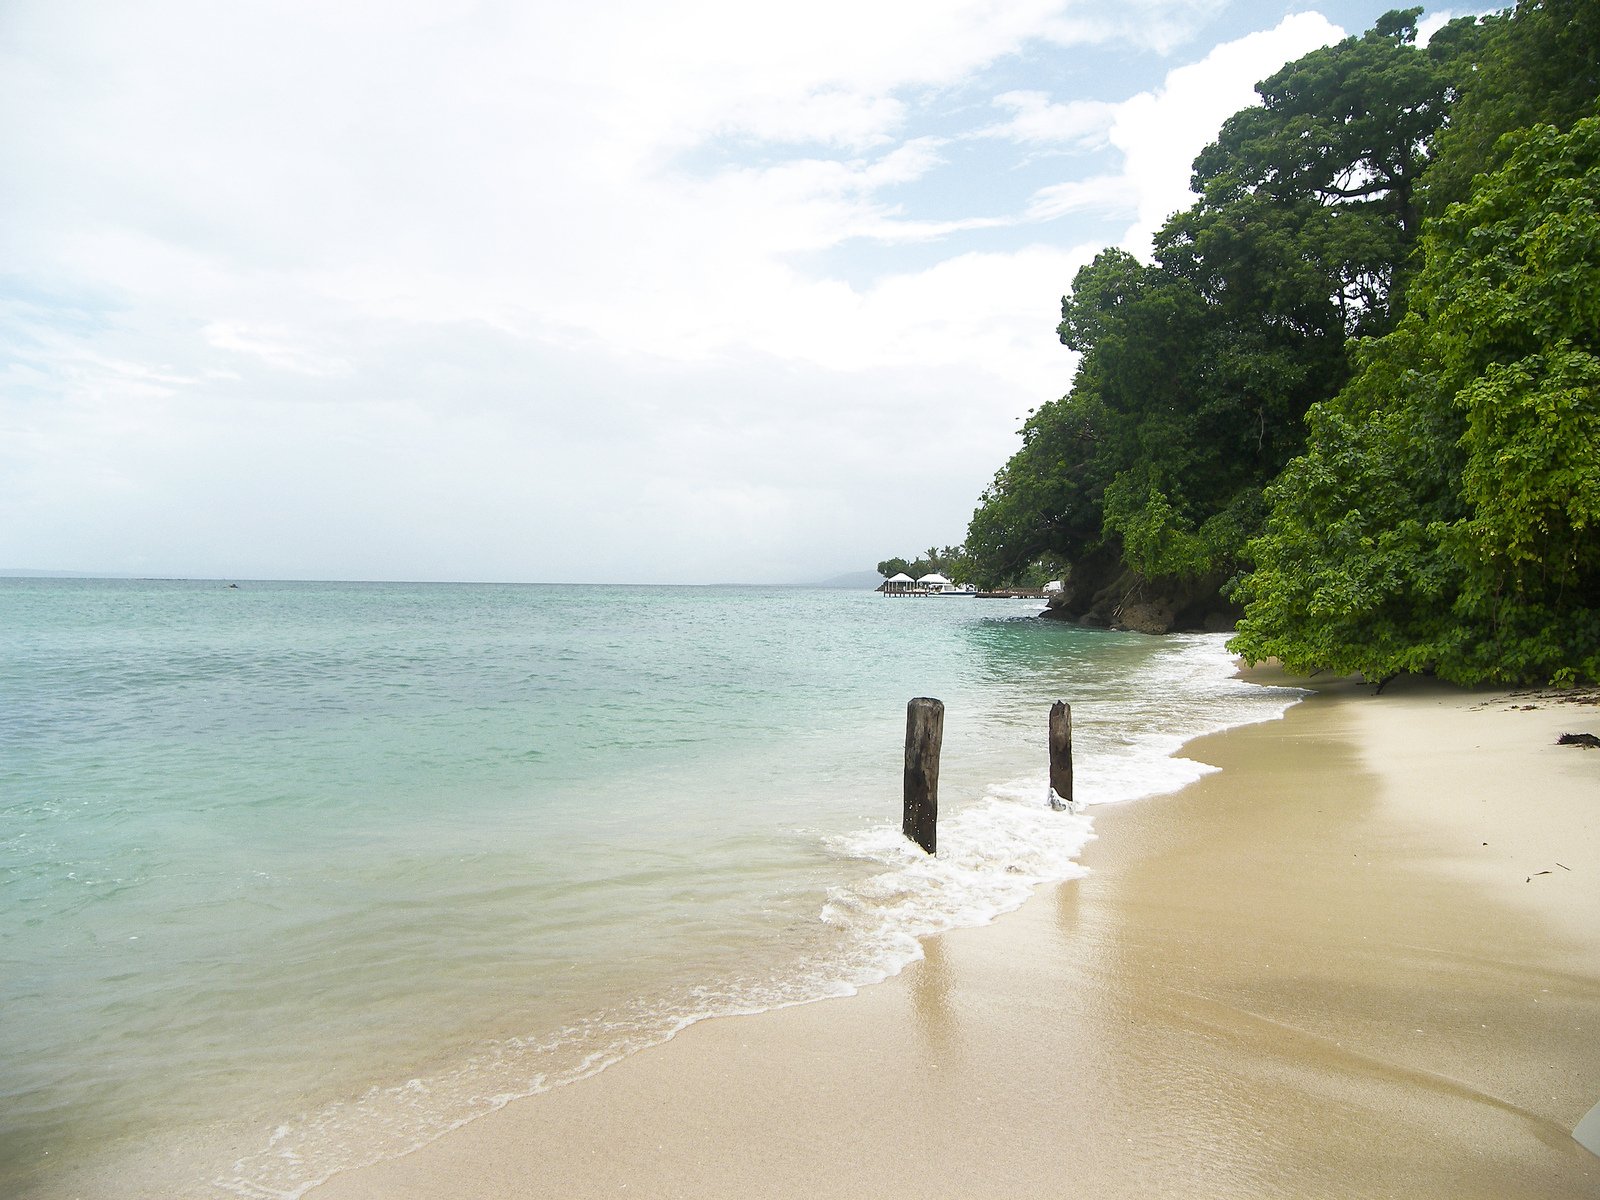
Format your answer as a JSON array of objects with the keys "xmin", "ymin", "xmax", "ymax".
[{"xmin": 310, "ymin": 674, "xmax": 1600, "ymax": 1199}]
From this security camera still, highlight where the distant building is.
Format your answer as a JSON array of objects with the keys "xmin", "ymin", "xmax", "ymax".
[{"xmin": 878, "ymin": 572, "xmax": 916, "ymax": 594}]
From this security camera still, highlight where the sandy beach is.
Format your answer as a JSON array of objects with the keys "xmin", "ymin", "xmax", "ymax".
[{"xmin": 309, "ymin": 672, "xmax": 1600, "ymax": 1199}]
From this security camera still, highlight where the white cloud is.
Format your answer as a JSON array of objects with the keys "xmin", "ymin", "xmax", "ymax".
[
  {"xmin": 0, "ymin": 0, "xmax": 1357, "ymax": 581},
  {"xmin": 985, "ymin": 91, "xmax": 1121, "ymax": 147},
  {"xmin": 203, "ymin": 323, "xmax": 353, "ymax": 378},
  {"xmin": 1036, "ymin": 0, "xmax": 1231, "ymax": 56},
  {"xmin": 1026, "ymin": 175, "xmax": 1141, "ymax": 221}
]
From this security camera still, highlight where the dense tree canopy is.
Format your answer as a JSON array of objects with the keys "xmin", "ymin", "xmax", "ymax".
[
  {"xmin": 964, "ymin": 2, "xmax": 1600, "ymax": 681},
  {"xmin": 1232, "ymin": 114, "xmax": 1600, "ymax": 683},
  {"xmin": 1182, "ymin": 7, "xmax": 1450, "ymax": 323},
  {"xmin": 1422, "ymin": 0, "xmax": 1600, "ymax": 213},
  {"xmin": 966, "ymin": 10, "xmax": 1447, "ymax": 594}
]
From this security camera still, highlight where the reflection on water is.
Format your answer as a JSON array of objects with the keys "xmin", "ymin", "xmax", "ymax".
[
  {"xmin": 910, "ymin": 937, "xmax": 957, "ymax": 1057},
  {"xmin": 1053, "ymin": 871, "xmax": 1085, "ymax": 938}
]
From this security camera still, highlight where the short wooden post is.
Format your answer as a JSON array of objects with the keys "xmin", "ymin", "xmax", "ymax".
[
  {"xmin": 1049, "ymin": 700, "xmax": 1073, "ymax": 811},
  {"xmin": 903, "ymin": 697, "xmax": 943, "ymax": 855}
]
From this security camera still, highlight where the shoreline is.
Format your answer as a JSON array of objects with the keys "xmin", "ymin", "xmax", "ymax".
[
  {"xmin": 9, "ymin": 619, "xmax": 1288, "ymax": 1200},
  {"xmin": 308, "ymin": 670, "xmax": 1600, "ymax": 1198}
]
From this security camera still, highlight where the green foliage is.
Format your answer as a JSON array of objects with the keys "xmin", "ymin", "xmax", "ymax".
[
  {"xmin": 1229, "ymin": 318, "xmax": 1469, "ymax": 676},
  {"xmin": 1192, "ymin": 9, "xmax": 1447, "ymax": 243},
  {"xmin": 965, "ymin": 382, "xmax": 1115, "ymax": 587},
  {"xmin": 967, "ymin": 14, "xmax": 1450, "ymax": 594},
  {"xmin": 1101, "ymin": 470, "xmax": 1204, "ymax": 579},
  {"xmin": 1233, "ymin": 114, "xmax": 1600, "ymax": 684},
  {"xmin": 1177, "ymin": 6, "xmax": 1453, "ymax": 343},
  {"xmin": 1423, "ymin": 0, "xmax": 1600, "ymax": 214},
  {"xmin": 968, "ymin": 4, "xmax": 1598, "ymax": 677}
]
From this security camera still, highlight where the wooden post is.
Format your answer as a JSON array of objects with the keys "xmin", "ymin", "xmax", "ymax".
[
  {"xmin": 1049, "ymin": 700, "xmax": 1073, "ymax": 811},
  {"xmin": 903, "ymin": 697, "xmax": 943, "ymax": 855}
]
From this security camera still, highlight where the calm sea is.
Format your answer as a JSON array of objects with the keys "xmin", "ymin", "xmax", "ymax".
[{"xmin": 0, "ymin": 579, "xmax": 1303, "ymax": 1198}]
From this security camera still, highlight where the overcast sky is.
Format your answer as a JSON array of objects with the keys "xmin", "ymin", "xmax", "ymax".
[{"xmin": 1, "ymin": 1, "xmax": 1458, "ymax": 583}]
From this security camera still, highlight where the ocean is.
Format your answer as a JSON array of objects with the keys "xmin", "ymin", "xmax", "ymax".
[{"xmin": 0, "ymin": 579, "xmax": 1304, "ymax": 1199}]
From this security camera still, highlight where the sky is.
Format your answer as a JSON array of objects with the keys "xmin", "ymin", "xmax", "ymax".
[{"xmin": 0, "ymin": 0, "xmax": 1466, "ymax": 584}]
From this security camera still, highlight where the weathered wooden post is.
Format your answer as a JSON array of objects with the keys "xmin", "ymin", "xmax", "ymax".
[
  {"xmin": 903, "ymin": 697, "xmax": 943, "ymax": 855},
  {"xmin": 1049, "ymin": 700, "xmax": 1073, "ymax": 811}
]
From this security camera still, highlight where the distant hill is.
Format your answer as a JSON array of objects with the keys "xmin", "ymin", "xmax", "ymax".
[
  {"xmin": 0, "ymin": 568, "xmax": 120, "ymax": 578},
  {"xmin": 810, "ymin": 570, "xmax": 883, "ymax": 589}
]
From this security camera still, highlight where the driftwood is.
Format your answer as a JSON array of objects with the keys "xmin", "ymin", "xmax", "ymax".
[{"xmin": 1557, "ymin": 732, "xmax": 1600, "ymax": 748}]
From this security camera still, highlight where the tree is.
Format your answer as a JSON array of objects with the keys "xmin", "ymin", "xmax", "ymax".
[
  {"xmin": 1193, "ymin": 9, "xmax": 1447, "ymax": 236},
  {"xmin": 1182, "ymin": 7, "xmax": 1451, "ymax": 328},
  {"xmin": 966, "ymin": 12, "xmax": 1455, "ymax": 603},
  {"xmin": 1232, "ymin": 114, "xmax": 1600, "ymax": 684},
  {"xmin": 1422, "ymin": 0, "xmax": 1600, "ymax": 214},
  {"xmin": 1226, "ymin": 317, "xmax": 1468, "ymax": 678},
  {"xmin": 965, "ymin": 374, "xmax": 1118, "ymax": 588}
]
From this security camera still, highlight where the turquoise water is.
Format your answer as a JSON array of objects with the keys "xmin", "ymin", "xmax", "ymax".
[{"xmin": 0, "ymin": 579, "xmax": 1303, "ymax": 1198}]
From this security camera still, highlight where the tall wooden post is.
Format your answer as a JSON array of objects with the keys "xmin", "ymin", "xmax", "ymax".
[
  {"xmin": 1049, "ymin": 700, "xmax": 1073, "ymax": 811},
  {"xmin": 903, "ymin": 697, "xmax": 944, "ymax": 855}
]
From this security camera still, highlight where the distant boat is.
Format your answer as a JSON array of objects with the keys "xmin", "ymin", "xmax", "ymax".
[{"xmin": 916, "ymin": 573, "xmax": 974, "ymax": 595}]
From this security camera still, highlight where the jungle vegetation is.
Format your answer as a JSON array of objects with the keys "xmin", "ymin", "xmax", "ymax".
[{"xmin": 964, "ymin": 1, "xmax": 1599, "ymax": 684}]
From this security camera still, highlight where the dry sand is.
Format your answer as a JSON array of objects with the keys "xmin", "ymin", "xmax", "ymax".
[{"xmin": 310, "ymin": 673, "xmax": 1600, "ymax": 1199}]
